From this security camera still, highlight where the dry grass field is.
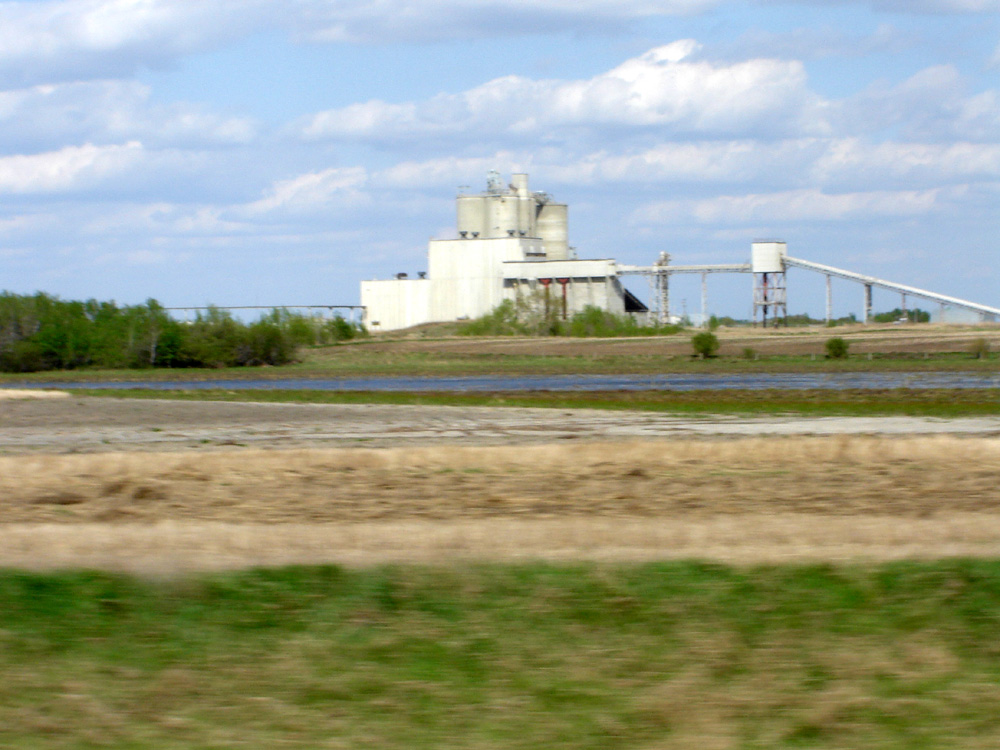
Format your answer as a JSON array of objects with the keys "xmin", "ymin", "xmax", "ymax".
[
  {"xmin": 3, "ymin": 436, "xmax": 999, "ymax": 571},
  {"xmin": 0, "ymin": 389, "xmax": 69, "ymax": 400},
  {"xmin": 6, "ymin": 436, "xmax": 1000, "ymax": 523}
]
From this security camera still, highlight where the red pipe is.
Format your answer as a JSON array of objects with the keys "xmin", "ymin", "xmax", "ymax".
[{"xmin": 556, "ymin": 278, "xmax": 570, "ymax": 320}]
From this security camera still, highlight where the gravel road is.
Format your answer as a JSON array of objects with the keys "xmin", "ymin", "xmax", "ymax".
[{"xmin": 3, "ymin": 396, "xmax": 1000, "ymax": 454}]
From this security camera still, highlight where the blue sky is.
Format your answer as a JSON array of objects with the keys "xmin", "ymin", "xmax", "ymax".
[{"xmin": 1, "ymin": 0, "xmax": 998, "ymax": 319}]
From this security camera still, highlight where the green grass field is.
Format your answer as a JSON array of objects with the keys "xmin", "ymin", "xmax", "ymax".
[
  {"xmin": 76, "ymin": 387, "xmax": 1000, "ymax": 418},
  {"xmin": 2, "ymin": 346, "xmax": 998, "ymax": 383},
  {"xmin": 2, "ymin": 562, "xmax": 1000, "ymax": 749}
]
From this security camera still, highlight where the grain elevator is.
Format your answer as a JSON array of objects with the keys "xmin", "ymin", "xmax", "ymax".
[{"xmin": 361, "ymin": 172, "xmax": 643, "ymax": 331}]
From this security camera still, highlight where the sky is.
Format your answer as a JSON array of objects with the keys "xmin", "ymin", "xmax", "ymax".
[{"xmin": 1, "ymin": 0, "xmax": 998, "ymax": 320}]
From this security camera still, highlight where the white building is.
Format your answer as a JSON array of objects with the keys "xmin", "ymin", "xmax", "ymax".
[{"xmin": 361, "ymin": 172, "xmax": 646, "ymax": 331}]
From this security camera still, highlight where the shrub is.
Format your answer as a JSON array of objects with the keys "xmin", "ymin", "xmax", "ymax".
[
  {"xmin": 691, "ymin": 331, "xmax": 719, "ymax": 359},
  {"xmin": 741, "ymin": 347, "xmax": 756, "ymax": 360},
  {"xmin": 872, "ymin": 307, "xmax": 931, "ymax": 323},
  {"xmin": 461, "ymin": 301, "xmax": 681, "ymax": 338},
  {"xmin": 969, "ymin": 337, "xmax": 991, "ymax": 359},
  {"xmin": 459, "ymin": 300, "xmax": 529, "ymax": 336},
  {"xmin": 825, "ymin": 337, "xmax": 850, "ymax": 359},
  {"xmin": 326, "ymin": 315, "xmax": 365, "ymax": 342}
]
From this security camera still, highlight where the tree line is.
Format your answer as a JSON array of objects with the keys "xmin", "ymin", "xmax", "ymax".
[{"xmin": 0, "ymin": 292, "xmax": 365, "ymax": 373}]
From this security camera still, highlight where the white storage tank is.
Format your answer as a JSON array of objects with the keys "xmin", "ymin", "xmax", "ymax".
[
  {"xmin": 487, "ymin": 195, "xmax": 520, "ymax": 238},
  {"xmin": 537, "ymin": 202, "xmax": 569, "ymax": 260},
  {"xmin": 457, "ymin": 195, "xmax": 486, "ymax": 238},
  {"xmin": 512, "ymin": 173, "xmax": 535, "ymax": 237},
  {"xmin": 751, "ymin": 241, "xmax": 787, "ymax": 273}
]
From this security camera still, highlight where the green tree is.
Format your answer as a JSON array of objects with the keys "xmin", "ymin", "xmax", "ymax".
[
  {"xmin": 825, "ymin": 337, "xmax": 850, "ymax": 359},
  {"xmin": 691, "ymin": 331, "xmax": 719, "ymax": 359}
]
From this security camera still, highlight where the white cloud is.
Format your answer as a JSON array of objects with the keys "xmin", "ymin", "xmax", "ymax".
[
  {"xmin": 0, "ymin": 1, "xmax": 720, "ymax": 87},
  {"xmin": 779, "ymin": 0, "xmax": 1000, "ymax": 11},
  {"xmin": 811, "ymin": 139, "xmax": 1000, "ymax": 184},
  {"xmin": 302, "ymin": 41, "xmax": 828, "ymax": 144},
  {"xmin": 79, "ymin": 202, "xmax": 251, "ymax": 237},
  {"xmin": 374, "ymin": 156, "xmax": 528, "ymax": 189},
  {"xmin": 242, "ymin": 167, "xmax": 371, "ymax": 218},
  {"xmin": 863, "ymin": 0, "xmax": 1000, "ymax": 10},
  {"xmin": 0, "ymin": 0, "xmax": 270, "ymax": 87},
  {"xmin": 0, "ymin": 80, "xmax": 256, "ymax": 150},
  {"xmin": 633, "ymin": 187, "xmax": 944, "ymax": 225},
  {"xmin": 0, "ymin": 141, "xmax": 144, "ymax": 193},
  {"xmin": 300, "ymin": 0, "xmax": 1000, "ymax": 43},
  {"xmin": 836, "ymin": 64, "xmax": 1000, "ymax": 141},
  {"xmin": 299, "ymin": 0, "xmax": 720, "ymax": 43},
  {"xmin": 370, "ymin": 134, "xmax": 1000, "ymax": 194},
  {"xmin": 953, "ymin": 90, "xmax": 1000, "ymax": 141},
  {"xmin": 2, "ymin": 0, "xmax": 997, "ymax": 91},
  {"xmin": 552, "ymin": 141, "xmax": 821, "ymax": 184}
]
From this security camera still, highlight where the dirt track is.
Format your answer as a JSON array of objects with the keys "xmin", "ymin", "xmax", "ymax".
[
  {"xmin": 3, "ymin": 397, "xmax": 1000, "ymax": 454},
  {"xmin": 2, "ymin": 397, "xmax": 999, "ymax": 570}
]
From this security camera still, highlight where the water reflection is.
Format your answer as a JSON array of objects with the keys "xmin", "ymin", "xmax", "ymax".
[{"xmin": 8, "ymin": 372, "xmax": 1000, "ymax": 392}]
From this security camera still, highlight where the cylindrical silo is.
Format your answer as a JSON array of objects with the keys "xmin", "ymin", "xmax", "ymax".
[
  {"xmin": 487, "ymin": 195, "xmax": 519, "ymax": 238},
  {"xmin": 457, "ymin": 195, "xmax": 486, "ymax": 237},
  {"xmin": 537, "ymin": 202, "xmax": 569, "ymax": 259},
  {"xmin": 512, "ymin": 173, "xmax": 534, "ymax": 236}
]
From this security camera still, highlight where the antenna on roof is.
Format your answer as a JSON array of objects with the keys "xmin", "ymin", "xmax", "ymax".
[{"xmin": 486, "ymin": 169, "xmax": 505, "ymax": 194}]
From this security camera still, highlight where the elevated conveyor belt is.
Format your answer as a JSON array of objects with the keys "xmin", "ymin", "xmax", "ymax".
[
  {"xmin": 784, "ymin": 256, "xmax": 1000, "ymax": 318},
  {"xmin": 617, "ymin": 263, "xmax": 751, "ymax": 275}
]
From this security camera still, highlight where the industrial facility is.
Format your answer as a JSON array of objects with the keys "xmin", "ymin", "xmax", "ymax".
[
  {"xmin": 361, "ymin": 172, "xmax": 646, "ymax": 331},
  {"xmin": 362, "ymin": 172, "xmax": 999, "ymax": 330}
]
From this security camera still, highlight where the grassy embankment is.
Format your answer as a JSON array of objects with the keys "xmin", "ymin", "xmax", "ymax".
[
  {"xmin": 2, "ymin": 562, "xmax": 1000, "ymax": 749},
  {"xmin": 2, "ymin": 350, "xmax": 998, "ymax": 381}
]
